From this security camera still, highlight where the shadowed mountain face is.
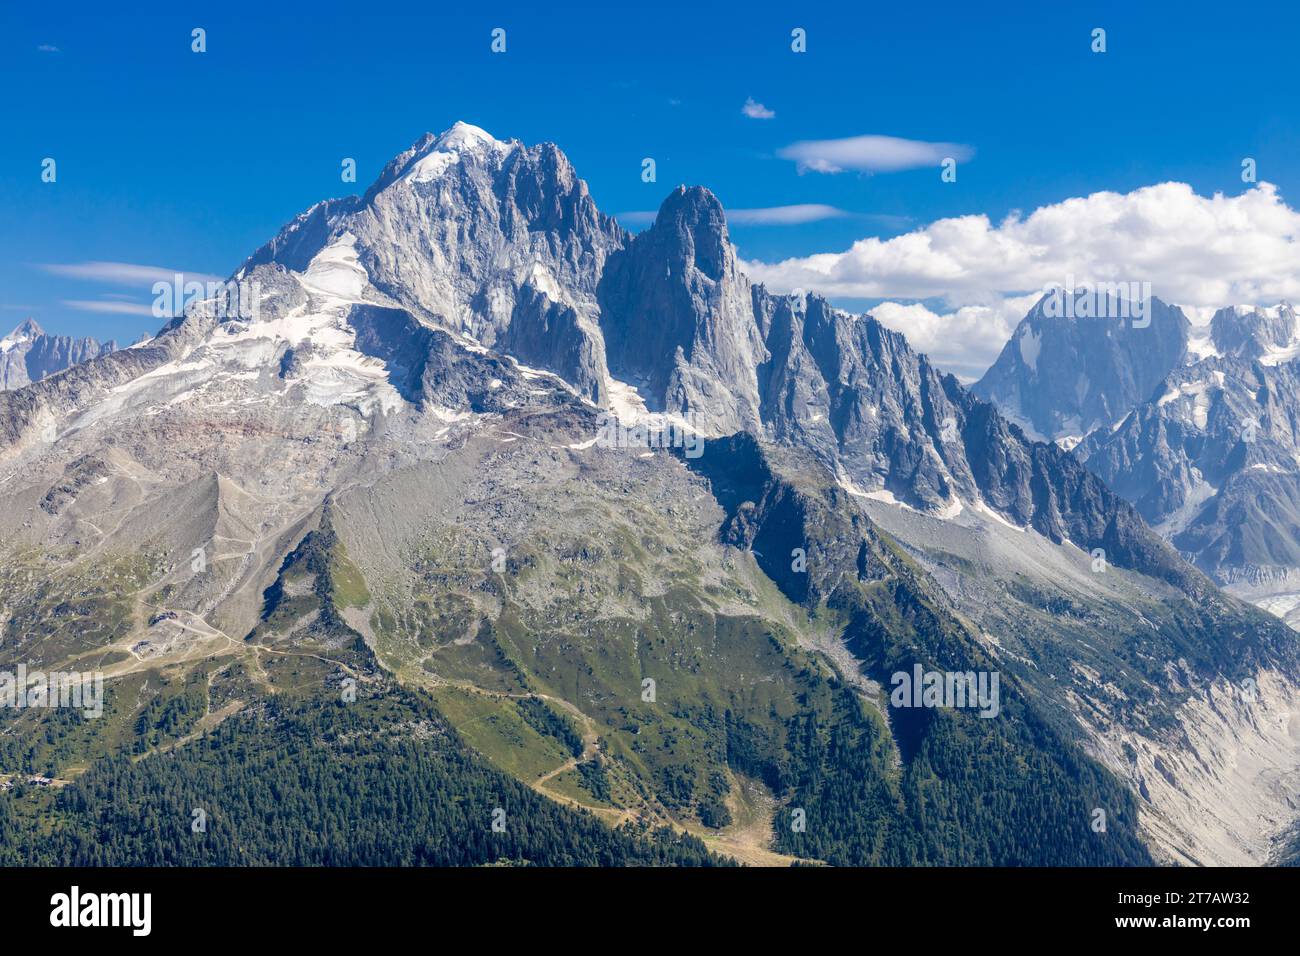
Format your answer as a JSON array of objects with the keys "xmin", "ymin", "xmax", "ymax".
[
  {"xmin": 1075, "ymin": 304, "xmax": 1300, "ymax": 621},
  {"xmin": 974, "ymin": 294, "xmax": 1300, "ymax": 627},
  {"xmin": 2, "ymin": 125, "xmax": 1298, "ymax": 867},
  {"xmin": 972, "ymin": 294, "xmax": 1191, "ymax": 443},
  {"xmin": 597, "ymin": 185, "xmax": 768, "ymax": 434},
  {"xmin": 0, "ymin": 318, "xmax": 117, "ymax": 391}
]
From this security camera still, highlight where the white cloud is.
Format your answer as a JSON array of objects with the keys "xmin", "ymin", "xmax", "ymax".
[
  {"xmin": 61, "ymin": 299, "xmax": 156, "ymax": 316},
  {"xmin": 778, "ymin": 134, "xmax": 974, "ymax": 174},
  {"xmin": 741, "ymin": 97, "xmax": 776, "ymax": 120},
  {"xmin": 741, "ymin": 181, "xmax": 1300, "ymax": 377},
  {"xmin": 37, "ymin": 44, "xmax": 60, "ymax": 53},
  {"xmin": 38, "ymin": 261, "xmax": 222, "ymax": 286},
  {"xmin": 727, "ymin": 204, "xmax": 848, "ymax": 225},
  {"xmin": 1179, "ymin": 305, "xmax": 1221, "ymax": 326},
  {"xmin": 868, "ymin": 296, "xmax": 1042, "ymax": 382},
  {"xmin": 617, "ymin": 204, "xmax": 849, "ymax": 227}
]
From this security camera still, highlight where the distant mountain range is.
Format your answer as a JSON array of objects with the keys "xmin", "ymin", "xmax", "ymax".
[
  {"xmin": 0, "ymin": 318, "xmax": 117, "ymax": 390},
  {"xmin": 2, "ymin": 124, "xmax": 1297, "ymax": 867},
  {"xmin": 976, "ymin": 296, "xmax": 1300, "ymax": 629}
]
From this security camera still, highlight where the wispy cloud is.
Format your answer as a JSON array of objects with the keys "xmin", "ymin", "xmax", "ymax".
[
  {"xmin": 36, "ymin": 44, "xmax": 60, "ymax": 53},
  {"xmin": 728, "ymin": 204, "xmax": 848, "ymax": 225},
  {"xmin": 37, "ymin": 261, "xmax": 222, "ymax": 286},
  {"xmin": 614, "ymin": 211, "xmax": 658, "ymax": 226},
  {"xmin": 778, "ymin": 134, "xmax": 974, "ymax": 174},
  {"xmin": 617, "ymin": 203, "xmax": 850, "ymax": 228},
  {"xmin": 741, "ymin": 97, "xmax": 775, "ymax": 120},
  {"xmin": 61, "ymin": 299, "xmax": 156, "ymax": 316}
]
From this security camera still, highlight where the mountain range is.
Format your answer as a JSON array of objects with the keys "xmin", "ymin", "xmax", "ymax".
[
  {"xmin": 978, "ymin": 297, "xmax": 1300, "ymax": 631},
  {"xmin": 0, "ymin": 318, "xmax": 117, "ymax": 391},
  {"xmin": 2, "ymin": 124, "xmax": 1297, "ymax": 867}
]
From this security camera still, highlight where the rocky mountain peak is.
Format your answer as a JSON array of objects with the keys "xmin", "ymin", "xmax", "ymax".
[
  {"xmin": 974, "ymin": 294, "xmax": 1300, "ymax": 618},
  {"xmin": 973, "ymin": 293, "xmax": 1190, "ymax": 441},
  {"xmin": 1209, "ymin": 302, "xmax": 1297, "ymax": 359},
  {"xmin": 235, "ymin": 126, "xmax": 625, "ymax": 403},
  {"xmin": 432, "ymin": 120, "xmax": 503, "ymax": 151},
  {"xmin": 9, "ymin": 318, "xmax": 45, "ymax": 340},
  {"xmin": 597, "ymin": 184, "xmax": 767, "ymax": 433},
  {"xmin": 648, "ymin": 185, "xmax": 731, "ymax": 281},
  {"xmin": 359, "ymin": 123, "xmax": 519, "ymax": 204}
]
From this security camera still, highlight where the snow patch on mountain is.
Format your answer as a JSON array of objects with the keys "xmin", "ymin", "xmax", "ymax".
[
  {"xmin": 0, "ymin": 333, "xmax": 26, "ymax": 354},
  {"xmin": 973, "ymin": 499, "xmax": 1027, "ymax": 532},
  {"xmin": 1055, "ymin": 435, "xmax": 1084, "ymax": 452},
  {"xmin": 1017, "ymin": 324, "xmax": 1041, "ymax": 371},
  {"xmin": 1185, "ymin": 331, "xmax": 1220, "ymax": 362},
  {"xmin": 407, "ymin": 150, "xmax": 461, "ymax": 183},
  {"xmin": 298, "ymin": 232, "xmax": 369, "ymax": 298},
  {"xmin": 1156, "ymin": 378, "xmax": 1217, "ymax": 428},
  {"xmin": 602, "ymin": 373, "xmax": 704, "ymax": 435}
]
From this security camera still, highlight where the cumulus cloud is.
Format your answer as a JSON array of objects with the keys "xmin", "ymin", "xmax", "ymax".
[
  {"xmin": 741, "ymin": 181, "xmax": 1300, "ymax": 378},
  {"xmin": 38, "ymin": 261, "xmax": 222, "ymax": 286},
  {"xmin": 778, "ymin": 134, "xmax": 973, "ymax": 174},
  {"xmin": 741, "ymin": 97, "xmax": 776, "ymax": 120},
  {"xmin": 617, "ymin": 204, "xmax": 849, "ymax": 227},
  {"xmin": 867, "ymin": 296, "xmax": 1042, "ymax": 382}
]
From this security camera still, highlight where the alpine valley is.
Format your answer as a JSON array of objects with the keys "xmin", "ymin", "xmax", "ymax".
[{"xmin": 2, "ymin": 124, "xmax": 1298, "ymax": 867}]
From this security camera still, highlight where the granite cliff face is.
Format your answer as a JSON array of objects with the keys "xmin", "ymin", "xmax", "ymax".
[
  {"xmin": 243, "ymin": 122, "xmax": 625, "ymax": 404},
  {"xmin": 597, "ymin": 185, "xmax": 768, "ymax": 434}
]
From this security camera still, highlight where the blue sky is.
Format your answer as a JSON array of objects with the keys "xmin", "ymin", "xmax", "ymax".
[{"xmin": 3, "ymin": 0, "xmax": 1298, "ymax": 353}]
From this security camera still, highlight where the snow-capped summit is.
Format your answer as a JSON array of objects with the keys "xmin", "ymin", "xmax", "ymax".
[
  {"xmin": 241, "ymin": 124, "xmax": 625, "ymax": 403},
  {"xmin": 432, "ymin": 120, "xmax": 503, "ymax": 151},
  {"xmin": 402, "ymin": 123, "xmax": 517, "ymax": 183}
]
